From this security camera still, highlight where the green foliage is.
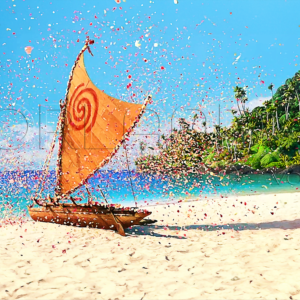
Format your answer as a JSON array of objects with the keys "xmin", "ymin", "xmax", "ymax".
[
  {"xmin": 279, "ymin": 154, "xmax": 293, "ymax": 168},
  {"xmin": 292, "ymin": 152, "xmax": 300, "ymax": 165},
  {"xmin": 248, "ymin": 155, "xmax": 262, "ymax": 169},
  {"xmin": 135, "ymin": 71, "xmax": 300, "ymax": 174},
  {"xmin": 250, "ymin": 144, "xmax": 260, "ymax": 154},
  {"xmin": 279, "ymin": 114, "xmax": 286, "ymax": 125},
  {"xmin": 260, "ymin": 151, "xmax": 280, "ymax": 168},
  {"xmin": 246, "ymin": 146, "xmax": 268, "ymax": 168}
]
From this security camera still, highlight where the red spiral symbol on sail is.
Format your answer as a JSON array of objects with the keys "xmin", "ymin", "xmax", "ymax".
[{"xmin": 68, "ymin": 83, "xmax": 99, "ymax": 133}]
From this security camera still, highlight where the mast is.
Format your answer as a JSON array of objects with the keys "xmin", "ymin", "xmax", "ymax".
[
  {"xmin": 54, "ymin": 37, "xmax": 152, "ymax": 199},
  {"xmin": 54, "ymin": 37, "xmax": 95, "ymax": 199}
]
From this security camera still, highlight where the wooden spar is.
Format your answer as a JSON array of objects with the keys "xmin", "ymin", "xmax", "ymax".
[
  {"xmin": 98, "ymin": 187, "xmax": 109, "ymax": 204},
  {"xmin": 98, "ymin": 186, "xmax": 125, "ymax": 236},
  {"xmin": 85, "ymin": 186, "xmax": 93, "ymax": 204},
  {"xmin": 54, "ymin": 37, "xmax": 94, "ymax": 197},
  {"xmin": 70, "ymin": 196, "xmax": 79, "ymax": 206}
]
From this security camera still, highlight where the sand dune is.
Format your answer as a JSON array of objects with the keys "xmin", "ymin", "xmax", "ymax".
[{"xmin": 1, "ymin": 192, "xmax": 300, "ymax": 299}]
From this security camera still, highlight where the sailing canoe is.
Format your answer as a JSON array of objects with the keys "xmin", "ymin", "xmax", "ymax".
[
  {"xmin": 28, "ymin": 204, "xmax": 152, "ymax": 231},
  {"xmin": 28, "ymin": 38, "xmax": 155, "ymax": 236}
]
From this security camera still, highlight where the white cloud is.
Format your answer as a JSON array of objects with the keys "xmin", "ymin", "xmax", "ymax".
[{"xmin": 246, "ymin": 97, "xmax": 269, "ymax": 111}]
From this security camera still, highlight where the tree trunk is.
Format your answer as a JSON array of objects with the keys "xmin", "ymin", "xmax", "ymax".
[
  {"xmin": 242, "ymin": 101, "xmax": 246, "ymax": 113},
  {"xmin": 234, "ymin": 144, "xmax": 237, "ymax": 161},
  {"xmin": 276, "ymin": 110, "xmax": 280, "ymax": 130},
  {"xmin": 226, "ymin": 139, "xmax": 230, "ymax": 152},
  {"xmin": 266, "ymin": 112, "xmax": 269, "ymax": 123},
  {"xmin": 286, "ymin": 102, "xmax": 289, "ymax": 120},
  {"xmin": 248, "ymin": 131, "xmax": 252, "ymax": 153},
  {"xmin": 236, "ymin": 100, "xmax": 242, "ymax": 116},
  {"xmin": 296, "ymin": 90, "xmax": 300, "ymax": 112},
  {"xmin": 272, "ymin": 117, "xmax": 275, "ymax": 135},
  {"xmin": 215, "ymin": 140, "xmax": 219, "ymax": 153}
]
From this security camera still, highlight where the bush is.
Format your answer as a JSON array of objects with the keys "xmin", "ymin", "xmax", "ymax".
[
  {"xmin": 260, "ymin": 151, "xmax": 280, "ymax": 167},
  {"xmin": 250, "ymin": 154, "xmax": 263, "ymax": 169},
  {"xmin": 246, "ymin": 145, "xmax": 270, "ymax": 169},
  {"xmin": 250, "ymin": 144, "xmax": 260, "ymax": 154},
  {"xmin": 258, "ymin": 145, "xmax": 271, "ymax": 154}
]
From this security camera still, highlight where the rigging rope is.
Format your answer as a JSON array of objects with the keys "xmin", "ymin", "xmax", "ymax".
[
  {"xmin": 123, "ymin": 143, "xmax": 138, "ymax": 207},
  {"xmin": 122, "ymin": 92, "xmax": 153, "ymax": 208}
]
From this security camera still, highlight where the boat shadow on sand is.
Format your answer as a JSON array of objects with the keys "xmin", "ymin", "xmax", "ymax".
[{"xmin": 127, "ymin": 218, "xmax": 300, "ymax": 238}]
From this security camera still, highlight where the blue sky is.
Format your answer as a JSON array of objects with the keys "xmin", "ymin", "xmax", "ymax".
[{"xmin": 1, "ymin": 0, "xmax": 300, "ymax": 169}]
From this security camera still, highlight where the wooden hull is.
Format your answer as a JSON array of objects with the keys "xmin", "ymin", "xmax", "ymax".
[{"xmin": 28, "ymin": 204, "xmax": 152, "ymax": 235}]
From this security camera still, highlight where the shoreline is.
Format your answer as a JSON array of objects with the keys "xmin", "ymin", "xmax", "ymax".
[
  {"xmin": 136, "ymin": 163, "xmax": 300, "ymax": 176},
  {"xmin": 138, "ymin": 189, "xmax": 300, "ymax": 208},
  {"xmin": 138, "ymin": 191, "xmax": 300, "ymax": 229}
]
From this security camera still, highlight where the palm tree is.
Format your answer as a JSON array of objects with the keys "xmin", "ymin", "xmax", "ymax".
[
  {"xmin": 240, "ymin": 87, "xmax": 248, "ymax": 112},
  {"xmin": 234, "ymin": 86, "xmax": 248, "ymax": 113},
  {"xmin": 263, "ymin": 100, "xmax": 271, "ymax": 123},
  {"xmin": 247, "ymin": 118, "xmax": 257, "ymax": 153},
  {"xmin": 202, "ymin": 121, "xmax": 207, "ymax": 133},
  {"xmin": 268, "ymin": 83, "xmax": 274, "ymax": 97},
  {"xmin": 288, "ymin": 79, "xmax": 300, "ymax": 112},
  {"xmin": 266, "ymin": 105, "xmax": 276, "ymax": 135},
  {"xmin": 192, "ymin": 113, "xmax": 198, "ymax": 130},
  {"xmin": 272, "ymin": 101, "xmax": 280, "ymax": 130},
  {"xmin": 234, "ymin": 86, "xmax": 243, "ymax": 115},
  {"xmin": 283, "ymin": 89, "xmax": 292, "ymax": 120},
  {"xmin": 255, "ymin": 106, "xmax": 265, "ymax": 130},
  {"xmin": 267, "ymin": 83, "xmax": 280, "ymax": 130},
  {"xmin": 241, "ymin": 94, "xmax": 248, "ymax": 113}
]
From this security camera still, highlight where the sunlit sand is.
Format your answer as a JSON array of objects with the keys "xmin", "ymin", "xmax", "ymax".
[{"xmin": 1, "ymin": 192, "xmax": 300, "ymax": 299}]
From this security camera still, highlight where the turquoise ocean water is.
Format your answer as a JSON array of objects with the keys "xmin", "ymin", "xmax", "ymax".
[{"xmin": 1, "ymin": 170, "xmax": 300, "ymax": 219}]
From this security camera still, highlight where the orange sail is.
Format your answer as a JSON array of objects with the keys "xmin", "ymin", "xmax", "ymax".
[{"xmin": 56, "ymin": 40, "xmax": 150, "ymax": 196}]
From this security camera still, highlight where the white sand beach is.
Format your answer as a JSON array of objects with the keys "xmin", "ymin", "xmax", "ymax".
[{"xmin": 1, "ymin": 192, "xmax": 300, "ymax": 300}]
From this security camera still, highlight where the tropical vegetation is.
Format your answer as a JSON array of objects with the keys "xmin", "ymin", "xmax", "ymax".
[{"xmin": 135, "ymin": 71, "xmax": 300, "ymax": 174}]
